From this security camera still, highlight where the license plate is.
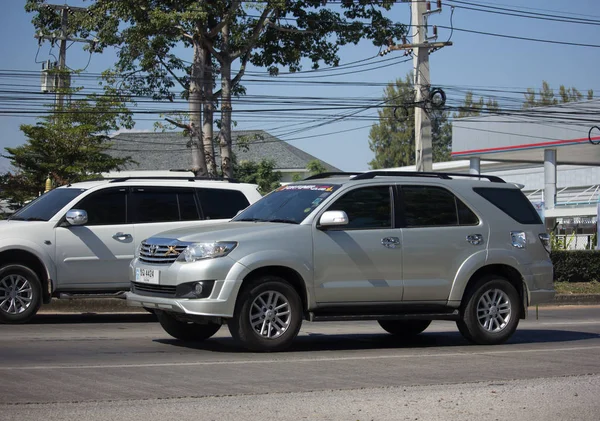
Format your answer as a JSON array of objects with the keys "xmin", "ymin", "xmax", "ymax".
[{"xmin": 135, "ymin": 268, "xmax": 159, "ymax": 284}]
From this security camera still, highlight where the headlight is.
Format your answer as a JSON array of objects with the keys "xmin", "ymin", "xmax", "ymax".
[{"xmin": 176, "ymin": 242, "xmax": 237, "ymax": 263}]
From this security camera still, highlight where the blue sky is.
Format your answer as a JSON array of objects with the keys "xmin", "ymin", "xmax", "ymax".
[{"xmin": 1, "ymin": 0, "xmax": 599, "ymax": 172}]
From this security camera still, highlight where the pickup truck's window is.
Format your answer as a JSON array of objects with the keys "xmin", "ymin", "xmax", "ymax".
[
  {"xmin": 74, "ymin": 189, "xmax": 127, "ymax": 225},
  {"xmin": 402, "ymin": 186, "xmax": 479, "ymax": 227},
  {"xmin": 129, "ymin": 188, "xmax": 200, "ymax": 223},
  {"xmin": 8, "ymin": 188, "xmax": 86, "ymax": 221},
  {"xmin": 197, "ymin": 188, "xmax": 250, "ymax": 220},
  {"xmin": 328, "ymin": 186, "xmax": 392, "ymax": 229}
]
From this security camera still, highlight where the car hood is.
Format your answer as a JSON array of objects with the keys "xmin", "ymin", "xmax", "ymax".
[
  {"xmin": 147, "ymin": 221, "xmax": 302, "ymax": 243},
  {"xmin": 0, "ymin": 220, "xmax": 49, "ymax": 234}
]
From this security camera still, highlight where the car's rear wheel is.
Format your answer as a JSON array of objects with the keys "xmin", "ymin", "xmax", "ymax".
[
  {"xmin": 156, "ymin": 311, "xmax": 221, "ymax": 341},
  {"xmin": 0, "ymin": 264, "xmax": 42, "ymax": 324},
  {"xmin": 228, "ymin": 276, "xmax": 303, "ymax": 352},
  {"xmin": 457, "ymin": 275, "xmax": 521, "ymax": 345},
  {"xmin": 377, "ymin": 319, "xmax": 431, "ymax": 337}
]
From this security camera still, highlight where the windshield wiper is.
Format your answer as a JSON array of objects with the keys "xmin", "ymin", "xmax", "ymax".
[
  {"xmin": 7, "ymin": 216, "xmax": 25, "ymax": 221},
  {"xmin": 25, "ymin": 217, "xmax": 47, "ymax": 221},
  {"xmin": 235, "ymin": 218, "xmax": 266, "ymax": 222},
  {"xmin": 268, "ymin": 219, "xmax": 298, "ymax": 224}
]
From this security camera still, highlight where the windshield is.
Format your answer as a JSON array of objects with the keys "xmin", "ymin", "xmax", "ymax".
[
  {"xmin": 9, "ymin": 188, "xmax": 87, "ymax": 222},
  {"xmin": 233, "ymin": 184, "xmax": 341, "ymax": 224}
]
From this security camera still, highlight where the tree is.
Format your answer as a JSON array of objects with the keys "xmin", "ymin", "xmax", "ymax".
[
  {"xmin": 523, "ymin": 81, "xmax": 589, "ymax": 108},
  {"xmin": 234, "ymin": 159, "xmax": 282, "ymax": 195},
  {"xmin": 368, "ymin": 75, "xmax": 452, "ymax": 169},
  {"xmin": 26, "ymin": 1, "xmax": 406, "ymax": 178},
  {"xmin": 454, "ymin": 91, "xmax": 499, "ymax": 118},
  {"xmin": 0, "ymin": 85, "xmax": 134, "ymax": 208},
  {"xmin": 306, "ymin": 159, "xmax": 328, "ymax": 175}
]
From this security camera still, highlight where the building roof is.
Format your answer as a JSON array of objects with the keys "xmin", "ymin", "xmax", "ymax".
[{"xmin": 108, "ymin": 130, "xmax": 340, "ymax": 172}]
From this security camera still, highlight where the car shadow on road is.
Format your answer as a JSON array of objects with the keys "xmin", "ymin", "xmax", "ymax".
[
  {"xmin": 29, "ymin": 312, "xmax": 157, "ymax": 324},
  {"xmin": 154, "ymin": 327, "xmax": 600, "ymax": 354}
]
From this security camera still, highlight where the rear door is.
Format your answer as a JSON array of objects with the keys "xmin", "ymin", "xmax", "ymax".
[{"xmin": 398, "ymin": 184, "xmax": 486, "ymax": 302}]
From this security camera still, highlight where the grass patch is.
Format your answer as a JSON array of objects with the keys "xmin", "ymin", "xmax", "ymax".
[{"xmin": 554, "ymin": 281, "xmax": 600, "ymax": 295}]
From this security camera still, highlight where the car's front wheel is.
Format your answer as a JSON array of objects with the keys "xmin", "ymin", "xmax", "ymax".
[
  {"xmin": 228, "ymin": 276, "xmax": 303, "ymax": 352},
  {"xmin": 156, "ymin": 311, "xmax": 221, "ymax": 341},
  {"xmin": 0, "ymin": 264, "xmax": 42, "ymax": 324},
  {"xmin": 457, "ymin": 275, "xmax": 521, "ymax": 345},
  {"xmin": 378, "ymin": 319, "xmax": 431, "ymax": 337}
]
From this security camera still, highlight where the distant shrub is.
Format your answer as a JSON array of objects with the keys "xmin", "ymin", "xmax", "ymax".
[{"xmin": 551, "ymin": 250, "xmax": 600, "ymax": 283}]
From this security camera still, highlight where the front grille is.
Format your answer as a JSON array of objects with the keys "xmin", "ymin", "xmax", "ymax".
[
  {"xmin": 139, "ymin": 241, "xmax": 187, "ymax": 264},
  {"xmin": 131, "ymin": 281, "xmax": 176, "ymax": 297}
]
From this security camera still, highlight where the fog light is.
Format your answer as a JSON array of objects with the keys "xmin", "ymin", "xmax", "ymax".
[{"xmin": 194, "ymin": 282, "xmax": 204, "ymax": 297}]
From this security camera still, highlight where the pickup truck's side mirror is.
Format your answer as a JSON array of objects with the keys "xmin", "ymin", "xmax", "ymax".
[
  {"xmin": 319, "ymin": 210, "xmax": 349, "ymax": 228},
  {"xmin": 66, "ymin": 209, "xmax": 88, "ymax": 226}
]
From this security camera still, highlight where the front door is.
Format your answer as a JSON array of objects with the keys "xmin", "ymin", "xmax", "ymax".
[
  {"xmin": 312, "ymin": 185, "xmax": 404, "ymax": 304},
  {"xmin": 55, "ymin": 188, "xmax": 134, "ymax": 290}
]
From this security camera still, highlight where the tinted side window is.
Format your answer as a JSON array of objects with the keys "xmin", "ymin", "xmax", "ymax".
[
  {"xmin": 402, "ymin": 186, "xmax": 478, "ymax": 227},
  {"xmin": 328, "ymin": 186, "xmax": 392, "ymax": 229},
  {"xmin": 129, "ymin": 188, "xmax": 200, "ymax": 223},
  {"xmin": 474, "ymin": 187, "xmax": 542, "ymax": 225},
  {"xmin": 74, "ymin": 188, "xmax": 127, "ymax": 225},
  {"xmin": 197, "ymin": 188, "xmax": 250, "ymax": 220}
]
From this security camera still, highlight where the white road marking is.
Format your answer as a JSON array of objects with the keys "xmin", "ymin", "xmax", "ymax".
[{"xmin": 2, "ymin": 344, "xmax": 600, "ymax": 371}]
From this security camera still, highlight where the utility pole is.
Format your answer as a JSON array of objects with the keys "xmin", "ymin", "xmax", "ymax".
[
  {"xmin": 35, "ymin": 4, "xmax": 94, "ymax": 110},
  {"xmin": 380, "ymin": 0, "xmax": 451, "ymax": 172}
]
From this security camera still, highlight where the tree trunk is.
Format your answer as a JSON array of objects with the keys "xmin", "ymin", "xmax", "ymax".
[
  {"xmin": 219, "ymin": 23, "xmax": 234, "ymax": 179},
  {"xmin": 189, "ymin": 40, "xmax": 208, "ymax": 177},
  {"xmin": 202, "ymin": 48, "xmax": 218, "ymax": 176}
]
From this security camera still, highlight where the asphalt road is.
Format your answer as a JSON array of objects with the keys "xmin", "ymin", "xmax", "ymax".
[{"xmin": 1, "ymin": 306, "xmax": 600, "ymax": 420}]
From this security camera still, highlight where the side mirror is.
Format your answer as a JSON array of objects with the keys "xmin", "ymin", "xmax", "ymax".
[
  {"xmin": 66, "ymin": 209, "xmax": 88, "ymax": 226},
  {"xmin": 319, "ymin": 210, "xmax": 349, "ymax": 228}
]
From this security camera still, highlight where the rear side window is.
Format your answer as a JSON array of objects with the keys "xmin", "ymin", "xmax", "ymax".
[
  {"xmin": 197, "ymin": 188, "xmax": 250, "ymax": 220},
  {"xmin": 473, "ymin": 187, "xmax": 542, "ymax": 225},
  {"xmin": 129, "ymin": 188, "xmax": 200, "ymax": 223},
  {"xmin": 401, "ymin": 185, "xmax": 479, "ymax": 227}
]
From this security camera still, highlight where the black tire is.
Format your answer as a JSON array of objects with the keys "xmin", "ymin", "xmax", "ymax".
[
  {"xmin": 228, "ymin": 276, "xmax": 303, "ymax": 352},
  {"xmin": 0, "ymin": 264, "xmax": 42, "ymax": 324},
  {"xmin": 156, "ymin": 311, "xmax": 221, "ymax": 341},
  {"xmin": 457, "ymin": 275, "xmax": 521, "ymax": 345},
  {"xmin": 378, "ymin": 319, "xmax": 431, "ymax": 336}
]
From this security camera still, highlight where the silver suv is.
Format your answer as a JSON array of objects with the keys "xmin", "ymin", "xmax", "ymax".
[
  {"xmin": 0, "ymin": 176, "xmax": 262, "ymax": 323},
  {"xmin": 126, "ymin": 171, "xmax": 555, "ymax": 352}
]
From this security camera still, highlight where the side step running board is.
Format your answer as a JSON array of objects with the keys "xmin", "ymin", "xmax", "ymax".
[
  {"xmin": 58, "ymin": 291, "xmax": 127, "ymax": 299},
  {"xmin": 308, "ymin": 310, "xmax": 459, "ymax": 322}
]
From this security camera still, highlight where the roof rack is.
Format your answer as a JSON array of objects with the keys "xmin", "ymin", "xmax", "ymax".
[
  {"xmin": 352, "ymin": 171, "xmax": 505, "ymax": 183},
  {"xmin": 303, "ymin": 172, "xmax": 365, "ymax": 180},
  {"xmin": 107, "ymin": 176, "xmax": 239, "ymax": 183}
]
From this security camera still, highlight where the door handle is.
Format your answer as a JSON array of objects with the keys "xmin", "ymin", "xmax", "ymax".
[
  {"xmin": 113, "ymin": 232, "xmax": 132, "ymax": 241},
  {"xmin": 381, "ymin": 237, "xmax": 400, "ymax": 249},
  {"xmin": 466, "ymin": 234, "xmax": 484, "ymax": 245}
]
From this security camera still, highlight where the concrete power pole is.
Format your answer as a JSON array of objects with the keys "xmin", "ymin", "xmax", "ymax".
[
  {"xmin": 35, "ymin": 4, "xmax": 93, "ymax": 109},
  {"xmin": 380, "ymin": 1, "xmax": 451, "ymax": 172}
]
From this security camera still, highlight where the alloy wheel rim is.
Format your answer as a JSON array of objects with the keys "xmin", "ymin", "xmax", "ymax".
[
  {"xmin": 476, "ymin": 288, "xmax": 511, "ymax": 332},
  {"xmin": 0, "ymin": 274, "xmax": 33, "ymax": 315},
  {"xmin": 249, "ymin": 290, "xmax": 291, "ymax": 339}
]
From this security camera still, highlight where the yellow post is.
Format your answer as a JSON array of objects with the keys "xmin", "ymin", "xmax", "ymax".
[{"xmin": 44, "ymin": 175, "xmax": 52, "ymax": 193}]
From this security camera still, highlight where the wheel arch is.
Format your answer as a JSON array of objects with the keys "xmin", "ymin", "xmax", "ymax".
[
  {"xmin": 0, "ymin": 249, "xmax": 51, "ymax": 304},
  {"xmin": 239, "ymin": 266, "xmax": 308, "ymax": 313}
]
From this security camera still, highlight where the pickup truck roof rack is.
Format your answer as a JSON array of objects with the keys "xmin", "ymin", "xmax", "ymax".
[
  {"xmin": 107, "ymin": 176, "xmax": 238, "ymax": 183},
  {"xmin": 352, "ymin": 171, "xmax": 505, "ymax": 183},
  {"xmin": 303, "ymin": 172, "xmax": 365, "ymax": 180},
  {"xmin": 306, "ymin": 171, "xmax": 505, "ymax": 183}
]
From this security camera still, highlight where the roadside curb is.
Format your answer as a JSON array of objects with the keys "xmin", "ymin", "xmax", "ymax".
[{"xmin": 38, "ymin": 294, "xmax": 600, "ymax": 314}]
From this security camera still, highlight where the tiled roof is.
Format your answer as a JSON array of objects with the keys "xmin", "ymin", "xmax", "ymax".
[{"xmin": 108, "ymin": 130, "xmax": 340, "ymax": 172}]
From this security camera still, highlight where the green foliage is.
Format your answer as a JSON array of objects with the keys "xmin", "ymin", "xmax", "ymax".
[
  {"xmin": 306, "ymin": 159, "xmax": 328, "ymax": 175},
  {"xmin": 523, "ymin": 81, "xmax": 589, "ymax": 108},
  {"xmin": 234, "ymin": 159, "xmax": 282, "ymax": 195},
  {"xmin": 0, "ymin": 84, "xmax": 134, "ymax": 208},
  {"xmin": 368, "ymin": 74, "xmax": 452, "ymax": 169},
  {"xmin": 551, "ymin": 250, "xmax": 600, "ymax": 283},
  {"xmin": 454, "ymin": 91, "xmax": 499, "ymax": 119}
]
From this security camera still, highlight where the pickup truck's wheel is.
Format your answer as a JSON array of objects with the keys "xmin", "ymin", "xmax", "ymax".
[
  {"xmin": 457, "ymin": 275, "xmax": 521, "ymax": 345},
  {"xmin": 0, "ymin": 264, "xmax": 42, "ymax": 324},
  {"xmin": 378, "ymin": 319, "xmax": 431, "ymax": 336},
  {"xmin": 156, "ymin": 311, "xmax": 221, "ymax": 341},
  {"xmin": 228, "ymin": 276, "xmax": 302, "ymax": 352}
]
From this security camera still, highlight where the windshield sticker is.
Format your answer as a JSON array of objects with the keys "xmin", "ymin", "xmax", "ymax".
[{"xmin": 277, "ymin": 184, "xmax": 336, "ymax": 192}]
